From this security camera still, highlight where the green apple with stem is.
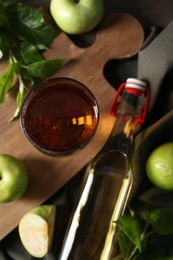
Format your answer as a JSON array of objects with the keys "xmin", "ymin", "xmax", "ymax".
[
  {"xmin": 146, "ymin": 142, "xmax": 173, "ymax": 190},
  {"xmin": 0, "ymin": 154, "xmax": 28, "ymax": 203},
  {"xmin": 19, "ymin": 205, "xmax": 56, "ymax": 258},
  {"xmin": 50, "ymin": 0, "xmax": 104, "ymax": 34}
]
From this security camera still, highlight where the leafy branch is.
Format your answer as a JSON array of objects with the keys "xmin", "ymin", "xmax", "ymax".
[
  {"xmin": 0, "ymin": 1, "xmax": 64, "ymax": 120},
  {"xmin": 115, "ymin": 207, "xmax": 173, "ymax": 259}
]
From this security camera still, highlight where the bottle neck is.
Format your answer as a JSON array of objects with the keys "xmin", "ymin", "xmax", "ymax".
[
  {"xmin": 110, "ymin": 116, "xmax": 136, "ymax": 159},
  {"xmin": 108, "ymin": 89, "xmax": 145, "ymax": 158}
]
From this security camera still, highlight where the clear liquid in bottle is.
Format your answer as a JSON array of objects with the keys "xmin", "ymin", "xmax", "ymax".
[{"xmin": 60, "ymin": 150, "xmax": 132, "ymax": 259}]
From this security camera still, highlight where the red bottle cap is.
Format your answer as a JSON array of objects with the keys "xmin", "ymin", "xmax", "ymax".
[{"xmin": 110, "ymin": 78, "xmax": 150, "ymax": 124}]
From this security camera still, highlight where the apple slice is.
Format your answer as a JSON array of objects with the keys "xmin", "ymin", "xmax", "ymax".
[{"xmin": 18, "ymin": 205, "xmax": 56, "ymax": 258}]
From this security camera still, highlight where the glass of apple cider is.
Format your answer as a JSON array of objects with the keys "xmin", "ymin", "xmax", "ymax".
[{"xmin": 20, "ymin": 77, "xmax": 99, "ymax": 156}]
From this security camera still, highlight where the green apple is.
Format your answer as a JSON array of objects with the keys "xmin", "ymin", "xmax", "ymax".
[
  {"xmin": 19, "ymin": 205, "xmax": 56, "ymax": 258},
  {"xmin": 146, "ymin": 142, "xmax": 173, "ymax": 190},
  {"xmin": 50, "ymin": 0, "xmax": 104, "ymax": 34},
  {"xmin": 0, "ymin": 154, "xmax": 28, "ymax": 203}
]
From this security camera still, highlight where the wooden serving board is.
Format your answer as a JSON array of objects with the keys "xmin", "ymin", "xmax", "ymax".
[{"xmin": 0, "ymin": 13, "xmax": 144, "ymax": 239}]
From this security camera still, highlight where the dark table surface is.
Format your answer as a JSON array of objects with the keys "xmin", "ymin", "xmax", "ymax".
[
  {"xmin": 1, "ymin": 0, "xmax": 173, "ymax": 259},
  {"xmin": 25, "ymin": 0, "xmax": 173, "ymax": 28}
]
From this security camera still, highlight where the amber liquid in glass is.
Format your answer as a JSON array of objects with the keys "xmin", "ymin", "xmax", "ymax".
[{"xmin": 21, "ymin": 78, "xmax": 99, "ymax": 156}]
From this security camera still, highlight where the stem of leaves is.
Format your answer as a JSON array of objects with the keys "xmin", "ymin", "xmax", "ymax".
[{"xmin": 0, "ymin": 1, "xmax": 64, "ymax": 121}]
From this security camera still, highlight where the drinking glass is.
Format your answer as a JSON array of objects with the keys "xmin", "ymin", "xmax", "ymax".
[{"xmin": 20, "ymin": 77, "xmax": 99, "ymax": 156}]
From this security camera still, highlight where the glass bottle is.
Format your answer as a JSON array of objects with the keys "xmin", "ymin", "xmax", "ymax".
[{"xmin": 59, "ymin": 78, "xmax": 150, "ymax": 260}]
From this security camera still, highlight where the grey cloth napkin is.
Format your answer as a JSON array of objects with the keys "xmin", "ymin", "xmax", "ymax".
[{"xmin": 138, "ymin": 20, "xmax": 173, "ymax": 112}]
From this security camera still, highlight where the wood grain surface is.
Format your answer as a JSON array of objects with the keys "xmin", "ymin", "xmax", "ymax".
[{"xmin": 0, "ymin": 13, "xmax": 144, "ymax": 239}]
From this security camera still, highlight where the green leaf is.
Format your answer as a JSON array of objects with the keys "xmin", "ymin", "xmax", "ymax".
[
  {"xmin": 13, "ymin": 41, "xmax": 44, "ymax": 65},
  {"xmin": 11, "ymin": 76, "xmax": 25, "ymax": 120},
  {"xmin": 118, "ymin": 229, "xmax": 134, "ymax": 259},
  {"xmin": 116, "ymin": 215, "xmax": 142, "ymax": 252},
  {"xmin": 0, "ymin": 28, "xmax": 10, "ymax": 58},
  {"xmin": 152, "ymin": 208, "xmax": 173, "ymax": 235},
  {"xmin": 27, "ymin": 59, "xmax": 64, "ymax": 79},
  {"xmin": 142, "ymin": 208, "xmax": 173, "ymax": 235},
  {"xmin": 17, "ymin": 66, "xmax": 33, "ymax": 82},
  {"xmin": 141, "ymin": 209, "xmax": 160, "ymax": 225},
  {"xmin": 0, "ymin": 58, "xmax": 15, "ymax": 103},
  {"xmin": 6, "ymin": 3, "xmax": 57, "ymax": 49},
  {"xmin": 0, "ymin": 2, "xmax": 9, "ymax": 29}
]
